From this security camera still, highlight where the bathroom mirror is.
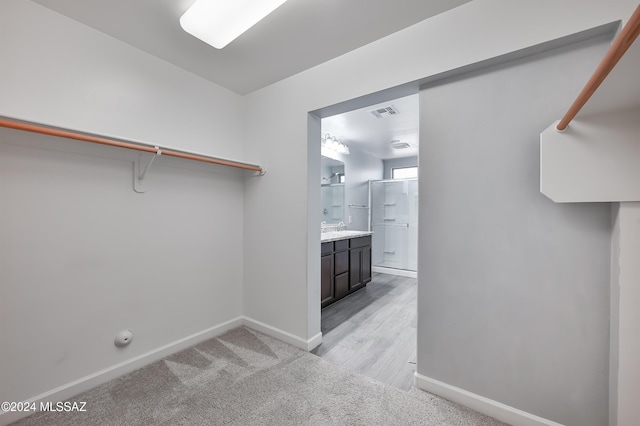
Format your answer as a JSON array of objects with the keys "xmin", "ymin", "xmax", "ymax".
[{"xmin": 321, "ymin": 156, "xmax": 345, "ymax": 225}]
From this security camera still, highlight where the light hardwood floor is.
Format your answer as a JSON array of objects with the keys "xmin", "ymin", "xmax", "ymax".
[{"xmin": 311, "ymin": 272, "xmax": 417, "ymax": 391}]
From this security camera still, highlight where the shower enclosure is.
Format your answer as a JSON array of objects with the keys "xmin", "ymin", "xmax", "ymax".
[
  {"xmin": 321, "ymin": 183, "xmax": 345, "ymax": 224},
  {"xmin": 369, "ymin": 178, "xmax": 418, "ymax": 272}
]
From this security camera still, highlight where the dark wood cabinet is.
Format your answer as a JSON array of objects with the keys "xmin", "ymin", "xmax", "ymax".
[
  {"xmin": 349, "ymin": 237, "xmax": 372, "ymax": 292},
  {"xmin": 321, "ymin": 254, "xmax": 334, "ymax": 307},
  {"xmin": 334, "ymin": 250, "xmax": 349, "ymax": 275},
  {"xmin": 350, "ymin": 248, "xmax": 363, "ymax": 290},
  {"xmin": 321, "ymin": 242, "xmax": 333, "ymax": 256},
  {"xmin": 321, "ymin": 235, "xmax": 372, "ymax": 308},
  {"xmin": 334, "ymin": 272, "xmax": 349, "ymax": 299},
  {"xmin": 362, "ymin": 245, "xmax": 372, "ymax": 283}
]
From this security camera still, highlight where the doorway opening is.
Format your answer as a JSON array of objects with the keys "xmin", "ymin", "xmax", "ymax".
[{"xmin": 310, "ymin": 91, "xmax": 419, "ymax": 390}]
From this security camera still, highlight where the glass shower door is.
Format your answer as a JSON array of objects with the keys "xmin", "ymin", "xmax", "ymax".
[
  {"xmin": 370, "ymin": 178, "xmax": 418, "ymax": 271},
  {"xmin": 321, "ymin": 183, "xmax": 345, "ymax": 224}
]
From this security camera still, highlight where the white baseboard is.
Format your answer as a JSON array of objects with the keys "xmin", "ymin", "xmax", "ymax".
[
  {"xmin": 0, "ymin": 317, "xmax": 244, "ymax": 426},
  {"xmin": 414, "ymin": 373, "xmax": 564, "ymax": 426},
  {"xmin": 372, "ymin": 266, "xmax": 417, "ymax": 278},
  {"xmin": 0, "ymin": 316, "xmax": 322, "ymax": 426},
  {"xmin": 242, "ymin": 316, "xmax": 322, "ymax": 351},
  {"xmin": 306, "ymin": 331, "xmax": 323, "ymax": 351}
]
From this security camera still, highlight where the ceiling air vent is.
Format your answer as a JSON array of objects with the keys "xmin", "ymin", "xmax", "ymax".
[
  {"xmin": 390, "ymin": 140, "xmax": 411, "ymax": 149},
  {"xmin": 370, "ymin": 106, "xmax": 398, "ymax": 118}
]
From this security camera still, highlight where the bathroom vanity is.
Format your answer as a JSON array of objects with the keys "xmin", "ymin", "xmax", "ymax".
[{"xmin": 320, "ymin": 231, "xmax": 372, "ymax": 308}]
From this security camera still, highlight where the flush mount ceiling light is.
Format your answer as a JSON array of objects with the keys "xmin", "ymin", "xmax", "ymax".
[
  {"xmin": 390, "ymin": 139, "xmax": 411, "ymax": 149},
  {"xmin": 180, "ymin": 0, "xmax": 289, "ymax": 49},
  {"xmin": 322, "ymin": 133, "xmax": 350, "ymax": 155}
]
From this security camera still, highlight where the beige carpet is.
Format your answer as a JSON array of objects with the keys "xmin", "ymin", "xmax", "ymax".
[{"xmin": 13, "ymin": 327, "xmax": 506, "ymax": 425}]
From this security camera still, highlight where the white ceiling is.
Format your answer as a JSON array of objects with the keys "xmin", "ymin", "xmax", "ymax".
[
  {"xmin": 322, "ymin": 94, "xmax": 419, "ymax": 160},
  {"xmin": 32, "ymin": 0, "xmax": 471, "ymax": 95}
]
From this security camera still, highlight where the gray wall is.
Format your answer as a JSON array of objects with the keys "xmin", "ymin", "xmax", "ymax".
[
  {"xmin": 383, "ymin": 156, "xmax": 418, "ymax": 180},
  {"xmin": 417, "ymin": 38, "xmax": 612, "ymax": 426}
]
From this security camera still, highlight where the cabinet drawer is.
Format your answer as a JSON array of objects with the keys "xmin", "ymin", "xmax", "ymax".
[
  {"xmin": 334, "ymin": 251, "xmax": 349, "ymax": 275},
  {"xmin": 321, "ymin": 242, "xmax": 333, "ymax": 256},
  {"xmin": 350, "ymin": 236, "xmax": 371, "ymax": 249},
  {"xmin": 334, "ymin": 239, "xmax": 349, "ymax": 252}
]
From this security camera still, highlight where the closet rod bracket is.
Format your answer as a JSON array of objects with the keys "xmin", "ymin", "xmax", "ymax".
[{"xmin": 133, "ymin": 147, "xmax": 161, "ymax": 193}]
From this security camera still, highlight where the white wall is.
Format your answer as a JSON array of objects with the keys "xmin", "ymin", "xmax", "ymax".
[
  {"xmin": 0, "ymin": 1, "xmax": 247, "ymax": 420},
  {"xmin": 0, "ymin": 1, "xmax": 244, "ymax": 159},
  {"xmin": 541, "ymin": 106, "xmax": 640, "ymax": 202},
  {"xmin": 610, "ymin": 203, "xmax": 620, "ymax": 426},
  {"xmin": 614, "ymin": 202, "xmax": 640, "ymax": 425},
  {"xmin": 242, "ymin": 0, "xmax": 638, "ymax": 423},
  {"xmin": 418, "ymin": 38, "xmax": 613, "ymax": 426},
  {"xmin": 243, "ymin": 0, "xmax": 635, "ymax": 342},
  {"xmin": 2, "ymin": 0, "xmax": 639, "ymax": 423}
]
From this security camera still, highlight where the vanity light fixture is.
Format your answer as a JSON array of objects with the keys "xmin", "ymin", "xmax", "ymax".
[
  {"xmin": 180, "ymin": 0, "xmax": 289, "ymax": 49},
  {"xmin": 322, "ymin": 133, "xmax": 350, "ymax": 155}
]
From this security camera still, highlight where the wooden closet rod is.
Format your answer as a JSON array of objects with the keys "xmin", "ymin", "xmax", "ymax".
[
  {"xmin": 556, "ymin": 5, "xmax": 640, "ymax": 131},
  {"xmin": 0, "ymin": 118, "xmax": 264, "ymax": 173}
]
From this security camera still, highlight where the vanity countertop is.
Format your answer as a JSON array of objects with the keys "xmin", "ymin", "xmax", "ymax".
[{"xmin": 321, "ymin": 230, "xmax": 373, "ymax": 243}]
